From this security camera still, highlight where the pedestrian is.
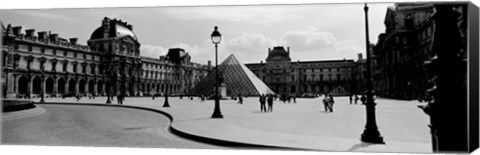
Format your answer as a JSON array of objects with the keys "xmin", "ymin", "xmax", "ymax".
[
  {"xmin": 349, "ymin": 94, "xmax": 353, "ymax": 104},
  {"xmin": 361, "ymin": 95, "xmax": 366, "ymax": 105},
  {"xmin": 354, "ymin": 94, "xmax": 359, "ymax": 104},
  {"xmin": 293, "ymin": 94, "xmax": 297, "ymax": 103},
  {"xmin": 117, "ymin": 93, "xmax": 122, "ymax": 105},
  {"xmin": 259, "ymin": 94, "xmax": 266, "ymax": 112},
  {"xmin": 267, "ymin": 94, "xmax": 273, "ymax": 112},
  {"xmin": 238, "ymin": 94, "xmax": 243, "ymax": 104},
  {"xmin": 329, "ymin": 94, "xmax": 335, "ymax": 112},
  {"xmin": 76, "ymin": 94, "xmax": 81, "ymax": 102},
  {"xmin": 322, "ymin": 95, "xmax": 330, "ymax": 112}
]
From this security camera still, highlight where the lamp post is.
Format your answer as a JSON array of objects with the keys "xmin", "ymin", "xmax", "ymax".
[
  {"xmin": 211, "ymin": 26, "xmax": 223, "ymax": 118},
  {"xmin": 163, "ymin": 62, "xmax": 170, "ymax": 107},
  {"xmin": 361, "ymin": 3, "xmax": 384, "ymax": 144}
]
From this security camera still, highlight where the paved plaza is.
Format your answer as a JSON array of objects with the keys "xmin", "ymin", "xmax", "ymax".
[{"xmin": 22, "ymin": 96, "xmax": 432, "ymax": 153}]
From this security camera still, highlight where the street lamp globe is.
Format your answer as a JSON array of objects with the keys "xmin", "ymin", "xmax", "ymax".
[{"xmin": 211, "ymin": 26, "xmax": 222, "ymax": 44}]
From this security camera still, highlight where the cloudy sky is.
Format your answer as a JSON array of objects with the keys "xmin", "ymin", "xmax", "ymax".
[{"xmin": 1, "ymin": 1, "xmax": 395, "ymax": 65}]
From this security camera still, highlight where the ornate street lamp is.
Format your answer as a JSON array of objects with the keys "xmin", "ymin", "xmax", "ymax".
[
  {"xmin": 361, "ymin": 3, "xmax": 384, "ymax": 144},
  {"xmin": 211, "ymin": 26, "xmax": 223, "ymax": 118}
]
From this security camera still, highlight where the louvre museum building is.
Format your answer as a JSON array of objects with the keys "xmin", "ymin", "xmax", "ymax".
[{"xmin": 1, "ymin": 17, "xmax": 210, "ymax": 99}]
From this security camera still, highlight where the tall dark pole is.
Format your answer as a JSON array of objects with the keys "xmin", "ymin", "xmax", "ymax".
[
  {"xmin": 211, "ymin": 26, "xmax": 223, "ymax": 118},
  {"xmin": 361, "ymin": 3, "xmax": 384, "ymax": 144},
  {"xmin": 163, "ymin": 63, "xmax": 170, "ymax": 107}
]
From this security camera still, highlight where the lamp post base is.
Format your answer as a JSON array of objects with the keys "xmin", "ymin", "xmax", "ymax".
[
  {"xmin": 211, "ymin": 98, "xmax": 223, "ymax": 118},
  {"xmin": 163, "ymin": 95, "xmax": 170, "ymax": 107},
  {"xmin": 211, "ymin": 112, "xmax": 223, "ymax": 118},
  {"xmin": 361, "ymin": 130, "xmax": 385, "ymax": 144}
]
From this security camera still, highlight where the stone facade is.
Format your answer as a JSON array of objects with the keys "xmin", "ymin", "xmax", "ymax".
[
  {"xmin": 372, "ymin": 3, "xmax": 467, "ymax": 100},
  {"xmin": 245, "ymin": 46, "xmax": 364, "ymax": 96},
  {"xmin": 1, "ymin": 17, "xmax": 210, "ymax": 99}
]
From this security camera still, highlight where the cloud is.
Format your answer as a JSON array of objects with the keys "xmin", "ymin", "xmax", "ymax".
[
  {"xmin": 160, "ymin": 6, "xmax": 304, "ymax": 24},
  {"xmin": 170, "ymin": 42, "xmax": 213, "ymax": 64},
  {"xmin": 281, "ymin": 26, "xmax": 336, "ymax": 51},
  {"xmin": 140, "ymin": 44, "xmax": 166, "ymax": 58},
  {"xmin": 224, "ymin": 33, "xmax": 277, "ymax": 63},
  {"xmin": 7, "ymin": 10, "xmax": 76, "ymax": 22}
]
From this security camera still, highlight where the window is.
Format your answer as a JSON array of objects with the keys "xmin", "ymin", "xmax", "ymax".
[
  {"xmin": 91, "ymin": 65, "xmax": 95, "ymax": 74},
  {"xmin": 63, "ymin": 62, "xmax": 67, "ymax": 72},
  {"xmin": 73, "ymin": 64, "xmax": 77, "ymax": 73},
  {"xmin": 405, "ymin": 14, "xmax": 414, "ymax": 29}
]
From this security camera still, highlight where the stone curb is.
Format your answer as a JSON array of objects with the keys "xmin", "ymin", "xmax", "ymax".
[
  {"xmin": 36, "ymin": 102, "xmax": 308, "ymax": 150},
  {"xmin": 2, "ymin": 105, "xmax": 46, "ymax": 121}
]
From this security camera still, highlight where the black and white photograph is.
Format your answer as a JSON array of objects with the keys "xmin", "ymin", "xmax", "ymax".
[{"xmin": 1, "ymin": 0, "xmax": 478, "ymax": 155}]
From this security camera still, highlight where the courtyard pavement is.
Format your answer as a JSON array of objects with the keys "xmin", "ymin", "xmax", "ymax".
[{"xmin": 24, "ymin": 96, "xmax": 432, "ymax": 153}]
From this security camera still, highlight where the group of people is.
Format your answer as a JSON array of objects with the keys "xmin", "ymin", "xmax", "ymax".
[
  {"xmin": 258, "ymin": 94, "xmax": 274, "ymax": 112},
  {"xmin": 322, "ymin": 94, "xmax": 335, "ymax": 112},
  {"xmin": 279, "ymin": 94, "xmax": 297, "ymax": 103},
  {"xmin": 349, "ymin": 94, "xmax": 367, "ymax": 105}
]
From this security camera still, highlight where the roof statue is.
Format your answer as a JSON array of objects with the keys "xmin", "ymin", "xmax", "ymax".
[{"xmin": 192, "ymin": 54, "xmax": 275, "ymax": 96}]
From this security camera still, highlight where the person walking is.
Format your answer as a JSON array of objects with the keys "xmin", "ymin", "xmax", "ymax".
[
  {"xmin": 328, "ymin": 94, "xmax": 335, "ymax": 112},
  {"xmin": 293, "ymin": 94, "xmax": 297, "ymax": 103},
  {"xmin": 259, "ymin": 94, "xmax": 266, "ymax": 112},
  {"xmin": 354, "ymin": 94, "xmax": 359, "ymax": 104},
  {"xmin": 349, "ymin": 94, "xmax": 353, "ymax": 104},
  {"xmin": 238, "ymin": 94, "xmax": 243, "ymax": 104},
  {"xmin": 117, "ymin": 93, "xmax": 123, "ymax": 105},
  {"xmin": 361, "ymin": 94, "xmax": 366, "ymax": 105},
  {"xmin": 267, "ymin": 94, "xmax": 273, "ymax": 112},
  {"xmin": 76, "ymin": 94, "xmax": 81, "ymax": 102},
  {"xmin": 322, "ymin": 95, "xmax": 330, "ymax": 112}
]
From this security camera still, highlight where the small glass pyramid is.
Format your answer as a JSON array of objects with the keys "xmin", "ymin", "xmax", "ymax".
[
  {"xmin": 192, "ymin": 54, "xmax": 275, "ymax": 96},
  {"xmin": 328, "ymin": 86, "xmax": 350, "ymax": 96}
]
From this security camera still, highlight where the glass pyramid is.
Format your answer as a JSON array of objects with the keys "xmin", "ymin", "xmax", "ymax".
[
  {"xmin": 328, "ymin": 86, "xmax": 350, "ymax": 96},
  {"xmin": 192, "ymin": 54, "xmax": 275, "ymax": 96}
]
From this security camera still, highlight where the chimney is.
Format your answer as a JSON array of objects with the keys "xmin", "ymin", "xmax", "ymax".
[
  {"xmin": 358, "ymin": 53, "xmax": 363, "ymax": 60},
  {"xmin": 25, "ymin": 29, "xmax": 35, "ymax": 38},
  {"xmin": 50, "ymin": 34, "xmax": 58, "ymax": 42},
  {"xmin": 260, "ymin": 61, "xmax": 263, "ymax": 64},
  {"xmin": 12, "ymin": 26, "xmax": 22, "ymax": 35},
  {"xmin": 207, "ymin": 60, "xmax": 212, "ymax": 70},
  {"xmin": 287, "ymin": 47, "xmax": 290, "ymax": 53},
  {"xmin": 69, "ymin": 38, "xmax": 78, "ymax": 45},
  {"xmin": 37, "ymin": 31, "xmax": 47, "ymax": 40}
]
